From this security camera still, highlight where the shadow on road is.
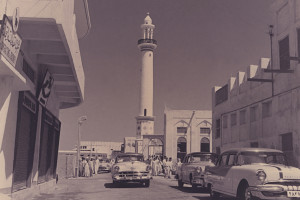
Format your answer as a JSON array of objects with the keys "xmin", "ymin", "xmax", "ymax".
[
  {"xmin": 169, "ymin": 186, "xmax": 209, "ymax": 194},
  {"xmin": 104, "ymin": 182, "xmax": 148, "ymax": 188}
]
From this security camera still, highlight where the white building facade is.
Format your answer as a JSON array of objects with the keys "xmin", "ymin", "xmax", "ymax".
[
  {"xmin": 79, "ymin": 141, "xmax": 122, "ymax": 159},
  {"xmin": 164, "ymin": 109, "xmax": 212, "ymax": 161},
  {"xmin": 0, "ymin": 1, "xmax": 89, "ymax": 198},
  {"xmin": 212, "ymin": 0, "xmax": 300, "ymax": 167}
]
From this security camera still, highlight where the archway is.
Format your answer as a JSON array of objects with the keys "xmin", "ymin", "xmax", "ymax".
[
  {"xmin": 177, "ymin": 137, "xmax": 187, "ymax": 162},
  {"xmin": 148, "ymin": 138, "xmax": 163, "ymax": 157},
  {"xmin": 200, "ymin": 137, "xmax": 210, "ymax": 152}
]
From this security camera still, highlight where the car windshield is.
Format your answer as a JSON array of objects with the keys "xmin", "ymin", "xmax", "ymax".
[
  {"xmin": 116, "ymin": 155, "xmax": 144, "ymax": 163},
  {"xmin": 237, "ymin": 152, "xmax": 287, "ymax": 165},
  {"xmin": 189, "ymin": 154, "xmax": 218, "ymax": 163}
]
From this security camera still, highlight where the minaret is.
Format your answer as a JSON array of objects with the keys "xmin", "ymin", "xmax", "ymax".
[{"xmin": 136, "ymin": 13, "xmax": 157, "ymax": 139}]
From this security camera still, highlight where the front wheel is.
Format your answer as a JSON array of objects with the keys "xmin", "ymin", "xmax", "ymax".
[
  {"xmin": 178, "ymin": 179, "xmax": 184, "ymax": 188},
  {"xmin": 144, "ymin": 180, "xmax": 150, "ymax": 187},
  {"xmin": 237, "ymin": 183, "xmax": 253, "ymax": 200},
  {"xmin": 209, "ymin": 184, "xmax": 220, "ymax": 200}
]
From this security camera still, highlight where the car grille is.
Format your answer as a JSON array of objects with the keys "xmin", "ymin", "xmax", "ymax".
[{"xmin": 118, "ymin": 171, "xmax": 149, "ymax": 178}]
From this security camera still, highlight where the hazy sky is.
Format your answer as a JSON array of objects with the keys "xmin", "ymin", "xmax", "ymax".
[{"xmin": 59, "ymin": 0, "xmax": 275, "ymax": 150}]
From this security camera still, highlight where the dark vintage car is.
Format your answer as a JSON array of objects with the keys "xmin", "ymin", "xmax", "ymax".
[
  {"xmin": 177, "ymin": 152, "xmax": 218, "ymax": 189},
  {"xmin": 111, "ymin": 153, "xmax": 151, "ymax": 187},
  {"xmin": 205, "ymin": 148, "xmax": 300, "ymax": 200}
]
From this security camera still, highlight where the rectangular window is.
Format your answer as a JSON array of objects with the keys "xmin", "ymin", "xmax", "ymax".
[
  {"xmin": 216, "ymin": 119, "xmax": 221, "ymax": 139},
  {"xmin": 22, "ymin": 59, "xmax": 35, "ymax": 83},
  {"xmin": 177, "ymin": 127, "xmax": 187, "ymax": 134},
  {"xmin": 262, "ymin": 101, "xmax": 272, "ymax": 118},
  {"xmin": 250, "ymin": 106, "xmax": 258, "ymax": 122},
  {"xmin": 282, "ymin": 133, "xmax": 293, "ymax": 151},
  {"xmin": 230, "ymin": 113, "xmax": 237, "ymax": 127},
  {"xmin": 227, "ymin": 154, "xmax": 236, "ymax": 166},
  {"xmin": 250, "ymin": 142, "xmax": 259, "ymax": 148},
  {"xmin": 216, "ymin": 147, "xmax": 221, "ymax": 155},
  {"xmin": 222, "ymin": 115, "xmax": 228, "ymax": 128},
  {"xmin": 239, "ymin": 109, "xmax": 246, "ymax": 125},
  {"xmin": 200, "ymin": 127, "xmax": 210, "ymax": 134},
  {"xmin": 279, "ymin": 36, "xmax": 290, "ymax": 70}
]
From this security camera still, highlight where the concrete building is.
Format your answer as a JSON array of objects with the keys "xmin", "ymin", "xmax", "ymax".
[
  {"xmin": 0, "ymin": 1, "xmax": 90, "ymax": 199},
  {"xmin": 79, "ymin": 141, "xmax": 122, "ymax": 159},
  {"xmin": 212, "ymin": 0, "xmax": 300, "ymax": 167},
  {"xmin": 164, "ymin": 109, "xmax": 212, "ymax": 162}
]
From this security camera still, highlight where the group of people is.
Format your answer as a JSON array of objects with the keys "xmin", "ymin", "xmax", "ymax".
[
  {"xmin": 78, "ymin": 157, "xmax": 100, "ymax": 177},
  {"xmin": 149, "ymin": 155, "xmax": 182, "ymax": 178}
]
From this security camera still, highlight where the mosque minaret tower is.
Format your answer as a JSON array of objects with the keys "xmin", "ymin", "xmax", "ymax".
[{"xmin": 136, "ymin": 13, "xmax": 157, "ymax": 139}]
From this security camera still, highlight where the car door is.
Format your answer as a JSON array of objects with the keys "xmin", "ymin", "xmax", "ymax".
[
  {"xmin": 223, "ymin": 153, "xmax": 236, "ymax": 195},
  {"xmin": 181, "ymin": 155, "xmax": 189, "ymax": 182}
]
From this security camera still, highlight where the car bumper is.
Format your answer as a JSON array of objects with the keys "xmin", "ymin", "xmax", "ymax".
[
  {"xmin": 249, "ymin": 184, "xmax": 300, "ymax": 200},
  {"xmin": 112, "ymin": 173, "xmax": 151, "ymax": 182},
  {"xmin": 191, "ymin": 175, "xmax": 205, "ymax": 187}
]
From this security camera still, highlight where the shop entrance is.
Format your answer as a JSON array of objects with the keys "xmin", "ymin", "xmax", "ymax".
[
  {"xmin": 12, "ymin": 92, "xmax": 38, "ymax": 192},
  {"xmin": 200, "ymin": 137, "xmax": 210, "ymax": 152}
]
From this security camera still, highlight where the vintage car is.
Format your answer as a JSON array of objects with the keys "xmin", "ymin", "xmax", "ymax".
[
  {"xmin": 177, "ymin": 152, "xmax": 218, "ymax": 189},
  {"xmin": 204, "ymin": 148, "xmax": 300, "ymax": 200},
  {"xmin": 111, "ymin": 153, "xmax": 151, "ymax": 187},
  {"xmin": 98, "ymin": 159, "xmax": 112, "ymax": 173}
]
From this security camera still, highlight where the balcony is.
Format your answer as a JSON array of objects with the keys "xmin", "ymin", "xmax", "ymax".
[{"xmin": 137, "ymin": 39, "xmax": 157, "ymax": 45}]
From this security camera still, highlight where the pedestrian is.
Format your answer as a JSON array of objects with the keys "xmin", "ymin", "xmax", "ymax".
[
  {"xmin": 89, "ymin": 158, "xmax": 93, "ymax": 177},
  {"xmin": 94, "ymin": 157, "xmax": 100, "ymax": 175},
  {"xmin": 166, "ymin": 157, "xmax": 172, "ymax": 178},
  {"xmin": 83, "ymin": 157, "xmax": 89, "ymax": 177},
  {"xmin": 163, "ymin": 157, "xmax": 167, "ymax": 177},
  {"xmin": 79, "ymin": 157, "xmax": 84, "ymax": 177}
]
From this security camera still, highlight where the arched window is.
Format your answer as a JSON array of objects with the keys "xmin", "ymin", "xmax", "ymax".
[{"xmin": 200, "ymin": 137, "xmax": 210, "ymax": 152}]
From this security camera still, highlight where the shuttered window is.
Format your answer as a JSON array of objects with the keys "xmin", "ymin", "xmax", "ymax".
[{"xmin": 279, "ymin": 36, "xmax": 290, "ymax": 70}]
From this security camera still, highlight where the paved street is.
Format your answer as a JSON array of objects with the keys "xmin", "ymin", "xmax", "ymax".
[{"xmin": 31, "ymin": 173, "xmax": 211, "ymax": 200}]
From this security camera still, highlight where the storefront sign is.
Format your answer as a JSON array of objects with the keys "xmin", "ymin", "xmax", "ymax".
[
  {"xmin": 0, "ymin": 14, "xmax": 22, "ymax": 67},
  {"xmin": 38, "ymin": 71, "xmax": 54, "ymax": 107}
]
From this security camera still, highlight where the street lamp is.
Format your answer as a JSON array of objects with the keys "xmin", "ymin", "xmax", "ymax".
[{"xmin": 76, "ymin": 115, "xmax": 87, "ymax": 177}]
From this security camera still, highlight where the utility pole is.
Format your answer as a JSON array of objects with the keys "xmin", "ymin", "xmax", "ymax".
[
  {"xmin": 76, "ymin": 115, "xmax": 87, "ymax": 177},
  {"xmin": 186, "ymin": 111, "xmax": 195, "ymax": 153}
]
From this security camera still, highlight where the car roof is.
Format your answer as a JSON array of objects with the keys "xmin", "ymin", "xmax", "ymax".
[
  {"xmin": 187, "ymin": 152, "xmax": 218, "ymax": 156},
  {"xmin": 222, "ymin": 148, "xmax": 283, "ymax": 154}
]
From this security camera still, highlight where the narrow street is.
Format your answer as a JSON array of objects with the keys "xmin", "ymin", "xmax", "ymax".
[{"xmin": 31, "ymin": 173, "xmax": 211, "ymax": 200}]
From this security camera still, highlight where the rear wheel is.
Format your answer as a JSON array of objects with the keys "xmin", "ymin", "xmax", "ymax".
[{"xmin": 178, "ymin": 179, "xmax": 184, "ymax": 188}]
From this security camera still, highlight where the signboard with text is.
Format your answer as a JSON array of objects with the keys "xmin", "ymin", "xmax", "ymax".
[
  {"xmin": 38, "ymin": 70, "xmax": 54, "ymax": 107},
  {"xmin": 0, "ymin": 15, "xmax": 22, "ymax": 67}
]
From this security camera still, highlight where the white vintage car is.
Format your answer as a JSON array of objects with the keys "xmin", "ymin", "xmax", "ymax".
[
  {"xmin": 177, "ymin": 152, "xmax": 218, "ymax": 189},
  {"xmin": 111, "ymin": 153, "xmax": 151, "ymax": 187},
  {"xmin": 205, "ymin": 148, "xmax": 300, "ymax": 200}
]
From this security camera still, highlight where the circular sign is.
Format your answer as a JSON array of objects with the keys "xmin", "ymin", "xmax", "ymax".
[{"xmin": 12, "ymin": 7, "xmax": 20, "ymax": 33}]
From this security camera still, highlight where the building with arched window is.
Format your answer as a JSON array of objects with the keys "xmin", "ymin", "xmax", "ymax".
[{"xmin": 164, "ymin": 108, "xmax": 212, "ymax": 161}]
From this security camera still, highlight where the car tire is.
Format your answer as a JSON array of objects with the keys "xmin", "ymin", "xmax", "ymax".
[
  {"xmin": 144, "ymin": 180, "xmax": 150, "ymax": 187},
  {"xmin": 178, "ymin": 179, "xmax": 184, "ymax": 188},
  {"xmin": 209, "ymin": 184, "xmax": 220, "ymax": 200},
  {"xmin": 237, "ymin": 182, "xmax": 253, "ymax": 200}
]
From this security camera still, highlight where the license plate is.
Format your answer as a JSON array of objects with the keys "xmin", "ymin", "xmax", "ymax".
[{"xmin": 287, "ymin": 191, "xmax": 300, "ymax": 197}]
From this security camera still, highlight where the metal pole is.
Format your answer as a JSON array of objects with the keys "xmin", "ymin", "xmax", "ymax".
[
  {"xmin": 269, "ymin": 25, "xmax": 274, "ymax": 96},
  {"xmin": 76, "ymin": 122, "xmax": 81, "ymax": 177}
]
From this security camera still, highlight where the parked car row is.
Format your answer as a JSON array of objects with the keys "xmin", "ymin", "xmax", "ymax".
[{"xmin": 177, "ymin": 148, "xmax": 300, "ymax": 200}]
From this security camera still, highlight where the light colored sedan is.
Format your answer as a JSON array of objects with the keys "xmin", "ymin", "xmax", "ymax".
[
  {"xmin": 205, "ymin": 148, "xmax": 300, "ymax": 200},
  {"xmin": 111, "ymin": 153, "xmax": 151, "ymax": 187},
  {"xmin": 177, "ymin": 152, "xmax": 218, "ymax": 189}
]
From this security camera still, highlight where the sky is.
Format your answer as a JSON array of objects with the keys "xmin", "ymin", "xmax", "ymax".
[{"xmin": 59, "ymin": 0, "xmax": 275, "ymax": 150}]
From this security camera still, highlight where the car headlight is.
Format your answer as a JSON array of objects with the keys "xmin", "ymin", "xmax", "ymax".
[
  {"xmin": 196, "ymin": 166, "xmax": 202, "ymax": 174},
  {"xmin": 256, "ymin": 169, "xmax": 266, "ymax": 183},
  {"xmin": 114, "ymin": 166, "xmax": 120, "ymax": 172},
  {"xmin": 146, "ymin": 165, "xmax": 151, "ymax": 172}
]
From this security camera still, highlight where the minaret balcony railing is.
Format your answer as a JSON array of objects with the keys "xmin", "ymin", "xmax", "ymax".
[{"xmin": 138, "ymin": 39, "xmax": 157, "ymax": 45}]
